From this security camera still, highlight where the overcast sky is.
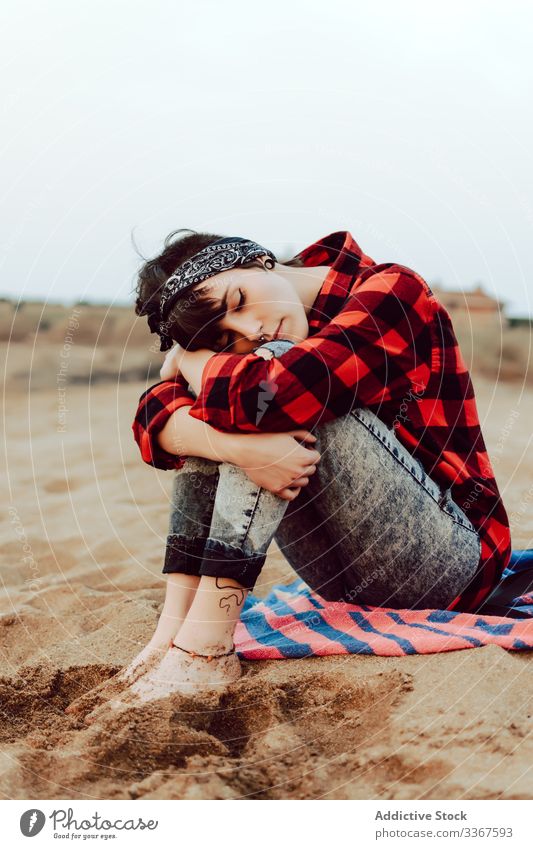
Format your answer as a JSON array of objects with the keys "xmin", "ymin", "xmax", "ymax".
[{"xmin": 1, "ymin": 0, "xmax": 532, "ymax": 315}]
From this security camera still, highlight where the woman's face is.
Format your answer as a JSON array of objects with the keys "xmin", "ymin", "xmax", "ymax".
[{"xmin": 197, "ymin": 258, "xmax": 309, "ymax": 354}]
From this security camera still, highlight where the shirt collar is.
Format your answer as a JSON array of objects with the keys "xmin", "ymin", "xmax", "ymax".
[{"xmin": 292, "ymin": 231, "xmax": 376, "ymax": 331}]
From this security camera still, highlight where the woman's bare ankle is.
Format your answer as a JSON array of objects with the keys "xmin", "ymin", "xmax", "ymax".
[
  {"xmin": 147, "ymin": 628, "xmax": 180, "ymax": 650},
  {"xmin": 168, "ymin": 574, "xmax": 245, "ymax": 659},
  {"xmin": 148, "ymin": 610, "xmax": 189, "ymax": 649}
]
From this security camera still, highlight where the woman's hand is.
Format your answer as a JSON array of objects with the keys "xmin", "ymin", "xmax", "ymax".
[{"xmin": 222, "ymin": 430, "xmax": 321, "ymax": 501}]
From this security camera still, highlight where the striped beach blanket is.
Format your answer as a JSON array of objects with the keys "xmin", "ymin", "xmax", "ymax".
[{"xmin": 235, "ymin": 549, "xmax": 533, "ymax": 659}]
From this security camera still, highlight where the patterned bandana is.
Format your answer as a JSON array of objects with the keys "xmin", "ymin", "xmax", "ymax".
[{"xmin": 147, "ymin": 236, "xmax": 277, "ymax": 352}]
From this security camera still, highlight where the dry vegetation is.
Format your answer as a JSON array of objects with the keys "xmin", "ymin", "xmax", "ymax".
[{"xmin": 0, "ymin": 297, "xmax": 532, "ymax": 389}]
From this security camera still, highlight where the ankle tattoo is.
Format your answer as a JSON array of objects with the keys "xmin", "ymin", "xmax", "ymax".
[
  {"xmin": 215, "ymin": 577, "xmax": 245, "ymax": 616},
  {"xmin": 169, "ymin": 641, "xmax": 235, "ymax": 662}
]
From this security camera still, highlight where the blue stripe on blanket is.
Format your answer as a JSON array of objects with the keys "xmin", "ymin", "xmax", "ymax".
[
  {"xmin": 240, "ymin": 605, "xmax": 313, "ymax": 658},
  {"xmin": 387, "ymin": 611, "xmax": 483, "ymax": 647},
  {"xmin": 266, "ymin": 594, "xmax": 367, "ymax": 651},
  {"xmin": 349, "ymin": 610, "xmax": 417, "ymax": 654},
  {"xmin": 292, "ymin": 610, "xmax": 374, "ymax": 654}
]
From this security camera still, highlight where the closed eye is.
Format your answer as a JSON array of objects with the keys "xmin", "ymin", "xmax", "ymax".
[
  {"xmin": 235, "ymin": 288, "xmax": 245, "ymax": 312},
  {"xmin": 214, "ymin": 286, "xmax": 245, "ymax": 350}
]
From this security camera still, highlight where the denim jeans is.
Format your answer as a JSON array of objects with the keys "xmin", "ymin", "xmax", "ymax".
[{"xmin": 163, "ymin": 340, "xmax": 482, "ymax": 609}]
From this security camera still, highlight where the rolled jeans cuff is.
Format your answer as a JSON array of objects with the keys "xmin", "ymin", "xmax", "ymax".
[
  {"xmin": 162, "ymin": 533, "xmax": 209, "ymax": 576},
  {"xmin": 198, "ymin": 538, "xmax": 266, "ymax": 590}
]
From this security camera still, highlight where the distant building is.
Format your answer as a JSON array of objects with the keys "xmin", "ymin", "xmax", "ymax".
[{"xmin": 431, "ymin": 283, "xmax": 506, "ymax": 324}]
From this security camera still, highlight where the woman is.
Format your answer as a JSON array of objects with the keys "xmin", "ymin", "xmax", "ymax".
[{"xmin": 69, "ymin": 228, "xmax": 512, "ymax": 710}]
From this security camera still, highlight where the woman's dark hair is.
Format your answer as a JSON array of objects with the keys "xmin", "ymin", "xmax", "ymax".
[{"xmin": 134, "ymin": 229, "xmax": 304, "ymax": 351}]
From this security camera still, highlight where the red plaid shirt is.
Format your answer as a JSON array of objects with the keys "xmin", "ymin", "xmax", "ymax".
[{"xmin": 132, "ymin": 230, "xmax": 511, "ymax": 612}]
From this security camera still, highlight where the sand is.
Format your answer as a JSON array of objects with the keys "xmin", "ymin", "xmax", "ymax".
[{"xmin": 1, "ymin": 346, "xmax": 532, "ymax": 799}]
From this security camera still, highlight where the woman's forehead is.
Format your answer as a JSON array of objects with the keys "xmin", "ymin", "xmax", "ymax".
[
  {"xmin": 201, "ymin": 265, "xmax": 254, "ymax": 305},
  {"xmin": 200, "ymin": 259, "xmax": 269, "ymax": 313},
  {"xmin": 195, "ymin": 273, "xmax": 231, "ymax": 307}
]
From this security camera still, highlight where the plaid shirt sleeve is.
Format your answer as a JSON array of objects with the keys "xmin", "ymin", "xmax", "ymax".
[
  {"xmin": 186, "ymin": 265, "xmax": 436, "ymax": 433},
  {"xmin": 131, "ymin": 375, "xmax": 196, "ymax": 471}
]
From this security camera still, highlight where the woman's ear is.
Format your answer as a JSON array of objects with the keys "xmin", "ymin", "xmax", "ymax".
[{"xmin": 260, "ymin": 254, "xmax": 275, "ymax": 270}]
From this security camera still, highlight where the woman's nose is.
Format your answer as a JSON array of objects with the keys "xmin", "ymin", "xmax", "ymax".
[{"xmin": 228, "ymin": 316, "xmax": 262, "ymax": 342}]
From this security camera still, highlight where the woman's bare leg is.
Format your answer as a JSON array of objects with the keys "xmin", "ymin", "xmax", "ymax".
[
  {"xmin": 128, "ymin": 575, "xmax": 246, "ymax": 701},
  {"xmin": 121, "ymin": 573, "xmax": 201, "ymax": 677},
  {"xmin": 64, "ymin": 573, "xmax": 201, "ymax": 715},
  {"xmin": 121, "ymin": 455, "xmax": 221, "ymax": 681},
  {"xmin": 174, "ymin": 574, "xmax": 246, "ymax": 654}
]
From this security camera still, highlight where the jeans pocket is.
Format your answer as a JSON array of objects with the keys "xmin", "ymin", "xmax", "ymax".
[
  {"xmin": 350, "ymin": 406, "xmax": 478, "ymax": 540},
  {"xmin": 349, "ymin": 406, "xmax": 443, "ymax": 502},
  {"xmin": 439, "ymin": 487, "xmax": 478, "ymax": 534}
]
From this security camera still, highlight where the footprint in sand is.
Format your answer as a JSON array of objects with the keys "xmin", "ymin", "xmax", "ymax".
[
  {"xmin": 42, "ymin": 478, "xmax": 81, "ymax": 494},
  {"xmin": 19, "ymin": 664, "xmax": 409, "ymax": 800}
]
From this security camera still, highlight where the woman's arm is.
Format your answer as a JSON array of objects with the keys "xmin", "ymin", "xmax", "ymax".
[
  {"xmin": 156, "ymin": 403, "xmax": 236, "ymax": 463},
  {"xmin": 171, "ymin": 348, "xmax": 216, "ymax": 398},
  {"xmin": 132, "ymin": 376, "xmax": 200, "ymax": 471},
  {"xmin": 131, "ymin": 344, "xmax": 282, "ymax": 470},
  {"xmin": 157, "ymin": 405, "xmax": 322, "ymax": 500},
  {"xmin": 186, "ymin": 265, "xmax": 436, "ymax": 434}
]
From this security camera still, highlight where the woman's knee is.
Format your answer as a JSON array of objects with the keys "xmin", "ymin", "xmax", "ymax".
[
  {"xmin": 305, "ymin": 411, "xmax": 367, "ymax": 487},
  {"xmin": 171, "ymin": 456, "xmax": 220, "ymax": 504},
  {"xmin": 212, "ymin": 463, "xmax": 268, "ymax": 520},
  {"xmin": 174, "ymin": 456, "xmax": 273, "ymax": 515}
]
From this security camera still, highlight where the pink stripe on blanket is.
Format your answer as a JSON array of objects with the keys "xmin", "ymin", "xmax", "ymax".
[{"xmin": 234, "ymin": 581, "xmax": 533, "ymax": 660}]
